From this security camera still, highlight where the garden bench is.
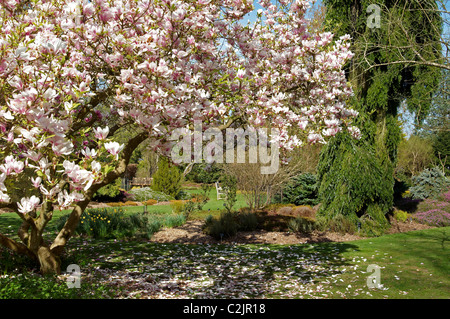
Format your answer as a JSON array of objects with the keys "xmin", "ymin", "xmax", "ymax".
[{"xmin": 215, "ymin": 181, "xmax": 226, "ymax": 200}]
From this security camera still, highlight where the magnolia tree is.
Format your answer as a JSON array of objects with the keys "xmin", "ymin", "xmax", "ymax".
[{"xmin": 0, "ymin": 0, "xmax": 359, "ymax": 274}]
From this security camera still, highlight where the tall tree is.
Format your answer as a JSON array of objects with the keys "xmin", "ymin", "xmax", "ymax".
[{"xmin": 317, "ymin": 0, "xmax": 443, "ymax": 234}]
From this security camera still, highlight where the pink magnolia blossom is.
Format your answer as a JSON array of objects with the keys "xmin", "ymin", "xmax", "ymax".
[
  {"xmin": 17, "ymin": 196, "xmax": 40, "ymax": 214},
  {"xmin": 104, "ymin": 141, "xmax": 125, "ymax": 160},
  {"xmin": 31, "ymin": 176, "xmax": 42, "ymax": 188},
  {"xmin": 93, "ymin": 127, "xmax": 110, "ymax": 140}
]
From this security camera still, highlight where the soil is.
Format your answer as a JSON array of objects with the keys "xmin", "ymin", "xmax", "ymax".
[{"xmin": 149, "ymin": 215, "xmax": 433, "ymax": 245}]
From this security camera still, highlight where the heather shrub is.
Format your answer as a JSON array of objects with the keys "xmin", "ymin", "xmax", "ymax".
[
  {"xmin": 414, "ymin": 209, "xmax": 450, "ymax": 227},
  {"xmin": 123, "ymin": 201, "xmax": 139, "ymax": 206},
  {"xmin": 141, "ymin": 199, "xmax": 157, "ymax": 206},
  {"xmin": 287, "ymin": 216, "xmax": 316, "ymax": 234},
  {"xmin": 277, "ymin": 206, "xmax": 293, "ymax": 215},
  {"xmin": 292, "ymin": 205, "xmax": 316, "ymax": 219},
  {"xmin": 170, "ymin": 200, "xmax": 186, "ymax": 214},
  {"xmin": 316, "ymin": 214, "xmax": 356, "ymax": 234},
  {"xmin": 265, "ymin": 203, "xmax": 295, "ymax": 212},
  {"xmin": 107, "ymin": 201, "xmax": 139, "ymax": 207},
  {"xmin": 169, "ymin": 199, "xmax": 197, "ymax": 220}
]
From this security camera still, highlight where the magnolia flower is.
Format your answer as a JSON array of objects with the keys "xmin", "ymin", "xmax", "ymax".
[
  {"xmin": 104, "ymin": 141, "xmax": 125, "ymax": 159},
  {"xmin": 236, "ymin": 69, "xmax": 246, "ymax": 79},
  {"xmin": 307, "ymin": 133, "xmax": 325, "ymax": 144},
  {"xmin": 15, "ymin": 46, "xmax": 35, "ymax": 61},
  {"xmin": 0, "ymin": 109, "xmax": 14, "ymax": 120},
  {"xmin": 26, "ymin": 150, "xmax": 42, "ymax": 162},
  {"xmin": 82, "ymin": 148, "xmax": 97, "ymax": 159},
  {"xmin": 52, "ymin": 141, "xmax": 73, "ymax": 156},
  {"xmin": 348, "ymin": 126, "xmax": 362, "ymax": 139},
  {"xmin": 17, "ymin": 195, "xmax": 40, "ymax": 214},
  {"xmin": 31, "ymin": 176, "xmax": 42, "ymax": 188},
  {"xmin": 0, "ymin": 191, "xmax": 10, "ymax": 203},
  {"xmin": 93, "ymin": 126, "xmax": 109, "ymax": 140},
  {"xmin": 40, "ymin": 184, "xmax": 61, "ymax": 198},
  {"xmin": 0, "ymin": 156, "xmax": 23, "ymax": 175},
  {"xmin": 57, "ymin": 190, "xmax": 85, "ymax": 208},
  {"xmin": 91, "ymin": 160, "xmax": 101, "ymax": 172}
]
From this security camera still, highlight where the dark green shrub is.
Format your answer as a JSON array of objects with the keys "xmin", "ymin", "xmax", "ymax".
[
  {"xmin": 145, "ymin": 218, "xmax": 163, "ymax": 238},
  {"xmin": 409, "ymin": 167, "xmax": 449, "ymax": 200},
  {"xmin": 151, "ymin": 157, "xmax": 182, "ymax": 199},
  {"xmin": 185, "ymin": 163, "xmax": 223, "ymax": 183},
  {"xmin": 203, "ymin": 211, "xmax": 239, "ymax": 240},
  {"xmin": 275, "ymin": 173, "xmax": 319, "ymax": 206},
  {"xmin": 238, "ymin": 212, "xmax": 259, "ymax": 231},
  {"xmin": 93, "ymin": 177, "xmax": 122, "ymax": 201}
]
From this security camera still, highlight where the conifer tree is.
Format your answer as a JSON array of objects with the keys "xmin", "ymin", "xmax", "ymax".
[
  {"xmin": 317, "ymin": 0, "xmax": 443, "ymax": 234},
  {"xmin": 151, "ymin": 157, "xmax": 182, "ymax": 199}
]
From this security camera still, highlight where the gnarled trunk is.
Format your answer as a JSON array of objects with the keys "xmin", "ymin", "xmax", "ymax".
[{"xmin": 37, "ymin": 246, "xmax": 61, "ymax": 275}]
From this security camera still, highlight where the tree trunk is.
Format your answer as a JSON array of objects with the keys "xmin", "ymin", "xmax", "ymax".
[{"xmin": 37, "ymin": 246, "xmax": 61, "ymax": 275}]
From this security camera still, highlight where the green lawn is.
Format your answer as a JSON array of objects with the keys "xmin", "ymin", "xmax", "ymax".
[
  {"xmin": 1, "ymin": 185, "xmax": 448, "ymax": 299},
  {"xmin": 97, "ymin": 187, "xmax": 248, "ymax": 215},
  {"xmin": 1, "ymin": 216, "xmax": 449, "ymax": 298}
]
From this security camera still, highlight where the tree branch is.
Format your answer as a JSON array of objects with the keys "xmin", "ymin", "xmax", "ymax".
[{"xmin": 50, "ymin": 130, "xmax": 149, "ymax": 255}]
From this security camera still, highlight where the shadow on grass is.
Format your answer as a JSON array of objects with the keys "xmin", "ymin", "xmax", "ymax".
[{"xmin": 61, "ymin": 239, "xmax": 360, "ymax": 298}]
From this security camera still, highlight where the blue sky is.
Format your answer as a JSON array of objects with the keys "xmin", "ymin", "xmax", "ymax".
[{"xmin": 242, "ymin": 0, "xmax": 323, "ymax": 25}]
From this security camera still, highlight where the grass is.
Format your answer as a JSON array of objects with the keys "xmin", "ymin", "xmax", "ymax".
[
  {"xmin": 1, "ymin": 223, "xmax": 448, "ymax": 298},
  {"xmin": 90, "ymin": 187, "xmax": 249, "ymax": 217},
  {"xmin": 1, "ymin": 186, "xmax": 448, "ymax": 299}
]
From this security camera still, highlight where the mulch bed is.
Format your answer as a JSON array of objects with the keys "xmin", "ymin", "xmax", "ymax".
[{"xmin": 149, "ymin": 216, "xmax": 433, "ymax": 245}]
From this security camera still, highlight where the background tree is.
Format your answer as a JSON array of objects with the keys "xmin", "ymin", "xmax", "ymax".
[
  {"xmin": 317, "ymin": 0, "xmax": 444, "ymax": 233},
  {"xmin": 417, "ymin": 69, "xmax": 449, "ymax": 175},
  {"xmin": 395, "ymin": 135, "xmax": 436, "ymax": 181},
  {"xmin": 357, "ymin": 0, "xmax": 448, "ymax": 72}
]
